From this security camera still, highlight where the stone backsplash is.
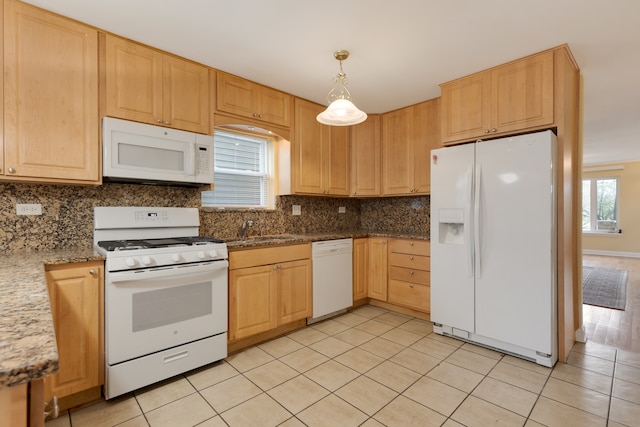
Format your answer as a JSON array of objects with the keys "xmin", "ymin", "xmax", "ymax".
[
  {"xmin": 0, "ymin": 182, "xmax": 201, "ymax": 252},
  {"xmin": 1, "ymin": 182, "xmax": 430, "ymax": 251}
]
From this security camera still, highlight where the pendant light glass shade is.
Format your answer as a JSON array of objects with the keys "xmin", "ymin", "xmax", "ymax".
[{"xmin": 316, "ymin": 50, "xmax": 367, "ymax": 126}]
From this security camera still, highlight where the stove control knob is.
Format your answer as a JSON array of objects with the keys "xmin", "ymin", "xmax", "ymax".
[
  {"xmin": 171, "ymin": 253, "xmax": 182, "ymax": 262},
  {"xmin": 208, "ymin": 250, "xmax": 218, "ymax": 258},
  {"xmin": 125, "ymin": 257, "xmax": 137, "ymax": 267},
  {"xmin": 141, "ymin": 256, "xmax": 152, "ymax": 266},
  {"xmin": 197, "ymin": 251, "xmax": 206, "ymax": 259}
]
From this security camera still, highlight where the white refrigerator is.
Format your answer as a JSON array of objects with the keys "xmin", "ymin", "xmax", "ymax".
[{"xmin": 430, "ymin": 130, "xmax": 557, "ymax": 367}]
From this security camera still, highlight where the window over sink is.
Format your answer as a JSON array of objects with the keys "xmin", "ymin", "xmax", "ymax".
[{"xmin": 202, "ymin": 130, "xmax": 275, "ymax": 209}]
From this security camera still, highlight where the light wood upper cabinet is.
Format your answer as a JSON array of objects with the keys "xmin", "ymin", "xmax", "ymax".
[
  {"xmin": 2, "ymin": 0, "xmax": 100, "ymax": 184},
  {"xmin": 382, "ymin": 98, "xmax": 439, "ymax": 195},
  {"xmin": 44, "ymin": 262, "xmax": 103, "ymax": 407},
  {"xmin": 441, "ymin": 50, "xmax": 554, "ymax": 144},
  {"xmin": 228, "ymin": 244, "xmax": 312, "ymax": 342},
  {"xmin": 216, "ymin": 72, "xmax": 291, "ymax": 127},
  {"xmin": 103, "ymin": 34, "xmax": 210, "ymax": 134},
  {"xmin": 350, "ymin": 115, "xmax": 381, "ymax": 196},
  {"xmin": 292, "ymin": 98, "xmax": 350, "ymax": 195}
]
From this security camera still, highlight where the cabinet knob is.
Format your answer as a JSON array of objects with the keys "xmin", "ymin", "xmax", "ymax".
[
  {"xmin": 89, "ymin": 269, "xmax": 97, "ymax": 275},
  {"xmin": 259, "ymin": 114, "xmax": 263, "ymax": 118},
  {"xmin": 484, "ymin": 129, "xmax": 490, "ymax": 133},
  {"xmin": 410, "ymin": 241, "xmax": 414, "ymax": 246},
  {"xmin": 164, "ymin": 120, "xmax": 171, "ymax": 125},
  {"xmin": 157, "ymin": 119, "xmax": 163, "ymax": 123},
  {"xmin": 409, "ymin": 270, "xmax": 414, "ymax": 275},
  {"xmin": 7, "ymin": 167, "xmax": 16, "ymax": 174},
  {"xmin": 409, "ymin": 256, "xmax": 414, "ymax": 261},
  {"xmin": 491, "ymin": 128, "xmax": 497, "ymax": 133},
  {"xmin": 409, "ymin": 284, "xmax": 414, "ymax": 288}
]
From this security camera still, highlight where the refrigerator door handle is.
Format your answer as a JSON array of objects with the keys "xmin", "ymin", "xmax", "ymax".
[
  {"xmin": 466, "ymin": 165, "xmax": 474, "ymax": 278},
  {"xmin": 474, "ymin": 163, "xmax": 482, "ymax": 279}
]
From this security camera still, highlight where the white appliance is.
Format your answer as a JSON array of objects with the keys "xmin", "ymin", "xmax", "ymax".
[
  {"xmin": 94, "ymin": 207, "xmax": 228, "ymax": 399},
  {"xmin": 430, "ymin": 131, "xmax": 557, "ymax": 367},
  {"xmin": 102, "ymin": 117, "xmax": 214, "ymax": 187},
  {"xmin": 308, "ymin": 238, "xmax": 353, "ymax": 324}
]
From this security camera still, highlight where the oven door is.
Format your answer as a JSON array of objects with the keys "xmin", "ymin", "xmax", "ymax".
[{"xmin": 105, "ymin": 260, "xmax": 228, "ymax": 365}]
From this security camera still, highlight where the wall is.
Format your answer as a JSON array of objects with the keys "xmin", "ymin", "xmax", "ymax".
[
  {"xmin": 582, "ymin": 161, "xmax": 640, "ymax": 257},
  {"xmin": 1, "ymin": 182, "xmax": 431, "ymax": 251}
]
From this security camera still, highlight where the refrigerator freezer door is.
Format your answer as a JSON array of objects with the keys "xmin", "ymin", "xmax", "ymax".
[
  {"xmin": 474, "ymin": 131, "xmax": 556, "ymax": 354},
  {"xmin": 430, "ymin": 144, "xmax": 475, "ymax": 332}
]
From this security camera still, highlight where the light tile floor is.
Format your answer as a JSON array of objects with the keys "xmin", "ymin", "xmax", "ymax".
[{"xmin": 46, "ymin": 305, "xmax": 640, "ymax": 427}]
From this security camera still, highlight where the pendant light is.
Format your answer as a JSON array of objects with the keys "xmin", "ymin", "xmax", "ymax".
[{"xmin": 316, "ymin": 50, "xmax": 368, "ymax": 126}]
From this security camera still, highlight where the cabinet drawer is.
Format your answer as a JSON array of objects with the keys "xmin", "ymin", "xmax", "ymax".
[
  {"xmin": 388, "ymin": 239, "xmax": 430, "ymax": 255},
  {"xmin": 388, "ymin": 279, "xmax": 430, "ymax": 312},
  {"xmin": 388, "ymin": 252, "xmax": 430, "ymax": 270},
  {"xmin": 388, "ymin": 266, "xmax": 429, "ymax": 285},
  {"xmin": 230, "ymin": 243, "xmax": 311, "ymax": 269}
]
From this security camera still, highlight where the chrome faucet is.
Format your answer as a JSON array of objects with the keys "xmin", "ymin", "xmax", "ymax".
[{"xmin": 239, "ymin": 219, "xmax": 254, "ymax": 239}]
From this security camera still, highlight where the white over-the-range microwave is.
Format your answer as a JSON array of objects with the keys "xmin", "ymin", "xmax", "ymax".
[{"xmin": 102, "ymin": 117, "xmax": 214, "ymax": 187}]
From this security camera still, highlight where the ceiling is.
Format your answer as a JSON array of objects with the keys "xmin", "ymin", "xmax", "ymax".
[{"xmin": 22, "ymin": 0, "xmax": 640, "ymax": 165}]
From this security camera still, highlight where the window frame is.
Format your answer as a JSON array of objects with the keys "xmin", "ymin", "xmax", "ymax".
[
  {"xmin": 201, "ymin": 129, "xmax": 276, "ymax": 210},
  {"xmin": 582, "ymin": 176, "xmax": 620, "ymax": 234}
]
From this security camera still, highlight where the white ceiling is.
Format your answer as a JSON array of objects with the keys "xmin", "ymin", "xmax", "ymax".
[{"xmin": 23, "ymin": 0, "xmax": 640, "ymax": 165}]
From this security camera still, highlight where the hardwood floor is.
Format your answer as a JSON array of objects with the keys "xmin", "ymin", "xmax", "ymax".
[{"xmin": 581, "ymin": 254, "xmax": 640, "ymax": 353}]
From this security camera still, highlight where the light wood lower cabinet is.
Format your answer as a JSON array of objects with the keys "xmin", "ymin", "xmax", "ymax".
[
  {"xmin": 352, "ymin": 238, "xmax": 369, "ymax": 301},
  {"xmin": 229, "ymin": 244, "xmax": 312, "ymax": 342},
  {"xmin": 44, "ymin": 262, "xmax": 103, "ymax": 411},
  {"xmin": 387, "ymin": 239, "xmax": 430, "ymax": 312},
  {"xmin": 367, "ymin": 238, "xmax": 388, "ymax": 301}
]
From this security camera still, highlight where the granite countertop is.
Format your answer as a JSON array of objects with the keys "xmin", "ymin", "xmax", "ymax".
[
  {"xmin": 225, "ymin": 230, "xmax": 429, "ymax": 249},
  {"xmin": 0, "ymin": 248, "xmax": 105, "ymax": 388}
]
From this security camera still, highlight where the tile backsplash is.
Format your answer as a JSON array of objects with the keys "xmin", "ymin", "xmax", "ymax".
[{"xmin": 1, "ymin": 182, "xmax": 429, "ymax": 251}]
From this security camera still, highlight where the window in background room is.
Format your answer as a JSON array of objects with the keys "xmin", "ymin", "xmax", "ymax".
[
  {"xmin": 582, "ymin": 177, "xmax": 619, "ymax": 233},
  {"xmin": 202, "ymin": 130, "xmax": 275, "ymax": 209}
]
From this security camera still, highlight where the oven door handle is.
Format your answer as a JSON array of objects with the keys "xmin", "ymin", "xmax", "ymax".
[{"xmin": 108, "ymin": 260, "xmax": 228, "ymax": 283}]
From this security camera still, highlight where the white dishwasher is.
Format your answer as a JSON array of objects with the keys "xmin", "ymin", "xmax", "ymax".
[{"xmin": 308, "ymin": 238, "xmax": 353, "ymax": 324}]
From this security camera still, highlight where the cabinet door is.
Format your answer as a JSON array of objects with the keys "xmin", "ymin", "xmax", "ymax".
[
  {"xmin": 104, "ymin": 34, "xmax": 163, "ymax": 126},
  {"xmin": 162, "ymin": 56, "xmax": 210, "ymax": 134},
  {"xmin": 292, "ymin": 98, "xmax": 328, "ymax": 194},
  {"xmin": 350, "ymin": 115, "xmax": 381, "ymax": 196},
  {"xmin": 229, "ymin": 265, "xmax": 278, "ymax": 340},
  {"xmin": 326, "ymin": 125, "xmax": 350, "ymax": 195},
  {"xmin": 352, "ymin": 238, "xmax": 369, "ymax": 301},
  {"xmin": 216, "ymin": 72, "xmax": 255, "ymax": 119},
  {"xmin": 44, "ymin": 263, "xmax": 102, "ymax": 401},
  {"xmin": 3, "ymin": 0, "xmax": 99, "ymax": 183},
  {"xmin": 491, "ymin": 51, "xmax": 554, "ymax": 135},
  {"xmin": 413, "ymin": 99, "xmax": 440, "ymax": 194},
  {"xmin": 368, "ymin": 238, "xmax": 388, "ymax": 301},
  {"xmin": 382, "ymin": 106, "xmax": 414, "ymax": 195},
  {"xmin": 258, "ymin": 85, "xmax": 291, "ymax": 127},
  {"xmin": 440, "ymin": 70, "xmax": 491, "ymax": 144},
  {"xmin": 278, "ymin": 259, "xmax": 312, "ymax": 324}
]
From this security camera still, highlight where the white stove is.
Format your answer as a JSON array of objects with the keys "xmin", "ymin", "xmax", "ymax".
[{"xmin": 94, "ymin": 207, "xmax": 228, "ymax": 399}]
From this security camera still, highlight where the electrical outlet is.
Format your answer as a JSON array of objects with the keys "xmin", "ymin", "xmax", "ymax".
[
  {"xmin": 338, "ymin": 206, "xmax": 346, "ymax": 214},
  {"xmin": 16, "ymin": 203, "xmax": 42, "ymax": 215},
  {"xmin": 292, "ymin": 205, "xmax": 301, "ymax": 216}
]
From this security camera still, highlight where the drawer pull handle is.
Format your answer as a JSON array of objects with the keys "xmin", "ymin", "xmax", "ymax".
[{"xmin": 164, "ymin": 350, "xmax": 189, "ymax": 364}]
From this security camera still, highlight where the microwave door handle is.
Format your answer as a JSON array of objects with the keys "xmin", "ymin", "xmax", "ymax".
[{"xmin": 186, "ymin": 143, "xmax": 197, "ymax": 176}]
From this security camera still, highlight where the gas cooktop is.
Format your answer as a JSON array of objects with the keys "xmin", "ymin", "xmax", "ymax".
[{"xmin": 97, "ymin": 236, "xmax": 224, "ymax": 252}]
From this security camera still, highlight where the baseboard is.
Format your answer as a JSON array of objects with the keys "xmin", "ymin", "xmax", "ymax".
[{"xmin": 583, "ymin": 249, "xmax": 640, "ymax": 258}]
